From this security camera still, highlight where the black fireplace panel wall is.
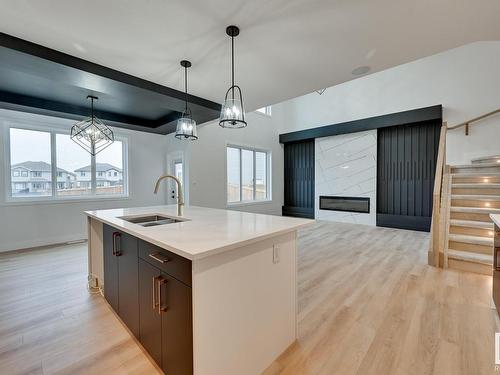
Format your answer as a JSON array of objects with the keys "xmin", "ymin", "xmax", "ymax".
[{"xmin": 376, "ymin": 119, "xmax": 442, "ymax": 232}]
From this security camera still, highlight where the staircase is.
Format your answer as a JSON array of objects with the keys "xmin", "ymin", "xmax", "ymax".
[{"xmin": 445, "ymin": 155, "xmax": 500, "ymax": 275}]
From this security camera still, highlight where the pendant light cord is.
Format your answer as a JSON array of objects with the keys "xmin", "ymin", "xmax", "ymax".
[
  {"xmin": 184, "ymin": 65, "xmax": 188, "ymax": 113},
  {"xmin": 231, "ymin": 34, "xmax": 235, "ymax": 101}
]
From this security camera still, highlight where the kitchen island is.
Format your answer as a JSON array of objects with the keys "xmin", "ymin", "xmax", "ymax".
[{"xmin": 85, "ymin": 205, "xmax": 313, "ymax": 375}]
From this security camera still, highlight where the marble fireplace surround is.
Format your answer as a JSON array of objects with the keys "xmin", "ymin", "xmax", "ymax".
[{"xmin": 315, "ymin": 129, "xmax": 377, "ymax": 225}]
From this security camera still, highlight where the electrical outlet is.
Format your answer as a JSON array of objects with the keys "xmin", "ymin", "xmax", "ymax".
[{"xmin": 273, "ymin": 244, "xmax": 280, "ymax": 264}]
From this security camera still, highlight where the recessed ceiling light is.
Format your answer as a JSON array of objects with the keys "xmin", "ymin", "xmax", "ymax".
[{"xmin": 352, "ymin": 66, "xmax": 371, "ymax": 76}]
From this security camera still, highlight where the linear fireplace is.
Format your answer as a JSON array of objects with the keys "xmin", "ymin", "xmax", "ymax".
[{"xmin": 319, "ymin": 196, "xmax": 370, "ymax": 214}]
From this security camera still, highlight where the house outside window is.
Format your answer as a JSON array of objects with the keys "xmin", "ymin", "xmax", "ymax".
[{"xmin": 7, "ymin": 126, "xmax": 128, "ymax": 200}]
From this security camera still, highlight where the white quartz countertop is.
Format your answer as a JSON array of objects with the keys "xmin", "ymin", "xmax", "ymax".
[
  {"xmin": 85, "ymin": 205, "xmax": 313, "ymax": 260},
  {"xmin": 491, "ymin": 214, "xmax": 500, "ymax": 228}
]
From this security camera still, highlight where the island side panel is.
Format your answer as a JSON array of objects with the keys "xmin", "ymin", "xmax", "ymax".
[
  {"xmin": 87, "ymin": 217, "xmax": 104, "ymax": 288},
  {"xmin": 192, "ymin": 231, "xmax": 297, "ymax": 375}
]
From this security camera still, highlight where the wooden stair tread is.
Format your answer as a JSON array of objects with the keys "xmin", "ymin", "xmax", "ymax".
[
  {"xmin": 449, "ymin": 219, "xmax": 494, "ymax": 229},
  {"xmin": 450, "ymin": 206, "xmax": 500, "ymax": 214},
  {"xmin": 451, "ymin": 173, "xmax": 500, "ymax": 177},
  {"xmin": 451, "ymin": 163, "xmax": 500, "ymax": 169},
  {"xmin": 472, "ymin": 155, "xmax": 500, "ymax": 163},
  {"xmin": 451, "ymin": 194, "xmax": 500, "ymax": 200},
  {"xmin": 451, "ymin": 182, "xmax": 500, "ymax": 189},
  {"xmin": 447, "ymin": 249, "xmax": 492, "ymax": 265},
  {"xmin": 448, "ymin": 233, "xmax": 493, "ymax": 246}
]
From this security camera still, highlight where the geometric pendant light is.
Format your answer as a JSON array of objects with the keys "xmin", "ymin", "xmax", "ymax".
[
  {"xmin": 219, "ymin": 25, "xmax": 247, "ymax": 129},
  {"xmin": 175, "ymin": 60, "xmax": 198, "ymax": 140},
  {"xmin": 70, "ymin": 95, "xmax": 114, "ymax": 155}
]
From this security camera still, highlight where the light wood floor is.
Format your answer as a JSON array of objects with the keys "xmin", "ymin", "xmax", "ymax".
[{"xmin": 1, "ymin": 222, "xmax": 499, "ymax": 375}]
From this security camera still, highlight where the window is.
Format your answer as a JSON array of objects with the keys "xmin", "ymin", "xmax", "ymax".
[
  {"xmin": 226, "ymin": 146, "xmax": 270, "ymax": 203},
  {"xmin": 255, "ymin": 106, "xmax": 272, "ymax": 116},
  {"xmin": 96, "ymin": 141, "xmax": 124, "ymax": 195},
  {"xmin": 9, "ymin": 128, "xmax": 52, "ymax": 197},
  {"xmin": 56, "ymin": 133, "xmax": 91, "ymax": 196},
  {"xmin": 174, "ymin": 161, "xmax": 183, "ymax": 186},
  {"xmin": 227, "ymin": 147, "xmax": 240, "ymax": 202},
  {"xmin": 7, "ymin": 126, "xmax": 128, "ymax": 201}
]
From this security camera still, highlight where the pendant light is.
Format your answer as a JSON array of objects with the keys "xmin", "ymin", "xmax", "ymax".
[
  {"xmin": 219, "ymin": 25, "xmax": 247, "ymax": 129},
  {"xmin": 175, "ymin": 60, "xmax": 198, "ymax": 140},
  {"xmin": 71, "ymin": 95, "xmax": 114, "ymax": 156}
]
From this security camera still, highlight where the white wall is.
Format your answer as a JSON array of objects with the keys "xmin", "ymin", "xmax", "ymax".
[
  {"xmin": 275, "ymin": 42, "xmax": 500, "ymax": 166},
  {"xmin": 0, "ymin": 110, "xmax": 167, "ymax": 252},
  {"xmin": 165, "ymin": 111, "xmax": 285, "ymax": 216},
  {"xmin": 315, "ymin": 130, "xmax": 377, "ymax": 225}
]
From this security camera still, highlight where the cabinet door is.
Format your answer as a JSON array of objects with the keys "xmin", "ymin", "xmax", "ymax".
[
  {"xmin": 139, "ymin": 259, "xmax": 163, "ymax": 367},
  {"xmin": 103, "ymin": 225, "xmax": 119, "ymax": 312},
  {"xmin": 160, "ymin": 273, "xmax": 193, "ymax": 375},
  {"xmin": 117, "ymin": 232, "xmax": 139, "ymax": 337}
]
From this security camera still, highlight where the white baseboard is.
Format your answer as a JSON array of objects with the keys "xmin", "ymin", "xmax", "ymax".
[{"xmin": 0, "ymin": 233, "xmax": 87, "ymax": 253}]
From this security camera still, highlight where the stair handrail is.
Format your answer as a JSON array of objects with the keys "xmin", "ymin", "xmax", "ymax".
[
  {"xmin": 448, "ymin": 108, "xmax": 500, "ymax": 134},
  {"xmin": 429, "ymin": 122, "xmax": 448, "ymax": 267}
]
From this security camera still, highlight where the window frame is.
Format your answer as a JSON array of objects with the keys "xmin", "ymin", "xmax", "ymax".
[
  {"xmin": 225, "ymin": 143, "xmax": 272, "ymax": 206},
  {"xmin": 255, "ymin": 106, "xmax": 272, "ymax": 117},
  {"xmin": 4, "ymin": 120, "xmax": 129, "ymax": 204}
]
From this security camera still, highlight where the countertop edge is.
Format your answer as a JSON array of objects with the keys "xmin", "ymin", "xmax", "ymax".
[{"xmin": 85, "ymin": 211, "xmax": 313, "ymax": 261}]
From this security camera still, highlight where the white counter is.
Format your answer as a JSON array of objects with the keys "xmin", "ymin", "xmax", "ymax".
[{"xmin": 85, "ymin": 205, "xmax": 312, "ymax": 260}]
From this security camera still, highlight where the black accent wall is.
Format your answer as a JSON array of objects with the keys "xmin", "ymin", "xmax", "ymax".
[
  {"xmin": 376, "ymin": 120, "xmax": 442, "ymax": 231},
  {"xmin": 283, "ymin": 140, "xmax": 315, "ymax": 219}
]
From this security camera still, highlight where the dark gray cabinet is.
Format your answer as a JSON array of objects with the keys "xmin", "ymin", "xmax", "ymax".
[
  {"xmin": 138, "ymin": 251, "xmax": 193, "ymax": 375},
  {"xmin": 138, "ymin": 258, "xmax": 162, "ymax": 365},
  {"xmin": 103, "ymin": 225, "xmax": 193, "ymax": 375},
  {"xmin": 103, "ymin": 225, "xmax": 119, "ymax": 312},
  {"xmin": 103, "ymin": 225, "xmax": 139, "ymax": 337},
  {"xmin": 161, "ymin": 272, "xmax": 193, "ymax": 375}
]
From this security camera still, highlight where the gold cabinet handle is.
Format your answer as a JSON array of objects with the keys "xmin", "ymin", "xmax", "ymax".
[
  {"xmin": 112, "ymin": 232, "xmax": 121, "ymax": 256},
  {"xmin": 152, "ymin": 276, "xmax": 158, "ymax": 310},
  {"xmin": 157, "ymin": 277, "xmax": 168, "ymax": 314},
  {"xmin": 149, "ymin": 252, "xmax": 170, "ymax": 264}
]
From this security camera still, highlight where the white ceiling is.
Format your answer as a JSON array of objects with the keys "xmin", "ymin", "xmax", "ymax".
[{"xmin": 1, "ymin": 0, "xmax": 500, "ymax": 112}]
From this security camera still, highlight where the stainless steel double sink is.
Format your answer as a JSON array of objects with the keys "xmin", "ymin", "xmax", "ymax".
[{"xmin": 120, "ymin": 215, "xmax": 186, "ymax": 227}]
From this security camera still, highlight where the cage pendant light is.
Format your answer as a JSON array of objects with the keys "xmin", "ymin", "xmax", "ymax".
[
  {"xmin": 70, "ymin": 96, "xmax": 114, "ymax": 156},
  {"xmin": 219, "ymin": 25, "xmax": 247, "ymax": 129},
  {"xmin": 175, "ymin": 60, "xmax": 198, "ymax": 140}
]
